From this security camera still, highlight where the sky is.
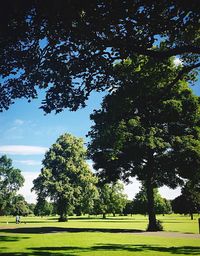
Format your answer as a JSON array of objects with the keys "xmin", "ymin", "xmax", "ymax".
[{"xmin": 0, "ymin": 63, "xmax": 199, "ymax": 203}]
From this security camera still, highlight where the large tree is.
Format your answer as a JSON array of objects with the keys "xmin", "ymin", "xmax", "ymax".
[
  {"xmin": 0, "ymin": 1, "xmax": 199, "ymax": 113},
  {"xmin": 32, "ymin": 133, "xmax": 97, "ymax": 221},
  {"xmin": 88, "ymin": 57, "xmax": 200, "ymax": 230},
  {"xmin": 0, "ymin": 155, "xmax": 24, "ymax": 215}
]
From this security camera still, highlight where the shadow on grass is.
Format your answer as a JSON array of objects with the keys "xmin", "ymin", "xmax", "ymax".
[
  {"xmin": 0, "ymin": 252, "xmax": 74, "ymax": 256},
  {"xmin": 0, "ymin": 244, "xmax": 199, "ymax": 255},
  {"xmin": 0, "ymin": 227, "xmax": 143, "ymax": 234},
  {"xmin": 0, "ymin": 235, "xmax": 29, "ymax": 242},
  {"xmin": 30, "ymin": 244, "xmax": 200, "ymax": 255},
  {"xmin": 92, "ymin": 244, "xmax": 200, "ymax": 255}
]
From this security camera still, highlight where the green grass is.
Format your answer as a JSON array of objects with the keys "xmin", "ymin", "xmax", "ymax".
[{"xmin": 0, "ymin": 215, "xmax": 199, "ymax": 255}]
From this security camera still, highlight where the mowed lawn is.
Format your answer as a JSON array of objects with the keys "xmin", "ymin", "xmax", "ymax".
[{"xmin": 0, "ymin": 215, "xmax": 199, "ymax": 256}]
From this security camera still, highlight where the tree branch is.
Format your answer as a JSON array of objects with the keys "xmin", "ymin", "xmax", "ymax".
[
  {"xmin": 130, "ymin": 45, "xmax": 200, "ymax": 59},
  {"xmin": 167, "ymin": 62, "xmax": 200, "ymax": 90}
]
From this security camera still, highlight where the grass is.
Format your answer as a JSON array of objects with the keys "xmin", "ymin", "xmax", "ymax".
[{"xmin": 0, "ymin": 214, "xmax": 199, "ymax": 255}]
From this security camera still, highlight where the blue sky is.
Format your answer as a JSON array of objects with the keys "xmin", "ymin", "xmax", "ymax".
[{"xmin": 0, "ymin": 62, "xmax": 200, "ymax": 203}]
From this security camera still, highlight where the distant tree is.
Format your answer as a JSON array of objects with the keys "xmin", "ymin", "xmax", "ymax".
[
  {"xmin": 10, "ymin": 194, "xmax": 29, "ymax": 216},
  {"xmin": 32, "ymin": 133, "xmax": 97, "ymax": 221},
  {"xmin": 109, "ymin": 182, "xmax": 128, "ymax": 217},
  {"xmin": 132, "ymin": 186, "xmax": 172, "ymax": 215},
  {"xmin": 93, "ymin": 182, "xmax": 127, "ymax": 218},
  {"xmin": 27, "ymin": 203, "xmax": 35, "ymax": 215},
  {"xmin": 123, "ymin": 200, "xmax": 134, "ymax": 216},
  {"xmin": 0, "ymin": 1, "xmax": 199, "ymax": 113},
  {"xmin": 88, "ymin": 57, "xmax": 200, "ymax": 230},
  {"xmin": 34, "ymin": 198, "xmax": 53, "ymax": 216},
  {"xmin": 0, "ymin": 155, "xmax": 24, "ymax": 215},
  {"xmin": 132, "ymin": 186, "xmax": 148, "ymax": 215},
  {"xmin": 172, "ymin": 181, "xmax": 200, "ymax": 219}
]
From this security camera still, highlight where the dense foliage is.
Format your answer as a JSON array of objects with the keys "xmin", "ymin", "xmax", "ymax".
[
  {"xmin": 0, "ymin": 1, "xmax": 199, "ymax": 113},
  {"xmin": 88, "ymin": 57, "xmax": 200, "ymax": 230},
  {"xmin": 32, "ymin": 133, "xmax": 97, "ymax": 221},
  {"xmin": 172, "ymin": 181, "xmax": 200, "ymax": 219},
  {"xmin": 0, "ymin": 155, "xmax": 24, "ymax": 215},
  {"xmin": 92, "ymin": 182, "xmax": 127, "ymax": 218}
]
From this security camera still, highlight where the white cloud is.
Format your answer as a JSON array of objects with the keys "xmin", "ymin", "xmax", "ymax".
[
  {"xmin": 14, "ymin": 119, "xmax": 24, "ymax": 125},
  {"xmin": 159, "ymin": 186, "xmax": 181, "ymax": 200},
  {"xmin": 174, "ymin": 57, "xmax": 183, "ymax": 66},
  {"xmin": 124, "ymin": 178, "xmax": 141, "ymax": 200},
  {"xmin": 14, "ymin": 160, "xmax": 42, "ymax": 166},
  {"xmin": 124, "ymin": 179, "xmax": 181, "ymax": 200},
  {"xmin": 18, "ymin": 171, "xmax": 39, "ymax": 203},
  {"xmin": 0, "ymin": 145, "xmax": 48, "ymax": 155}
]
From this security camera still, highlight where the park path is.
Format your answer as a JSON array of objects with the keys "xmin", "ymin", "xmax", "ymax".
[
  {"xmin": 134, "ymin": 231, "xmax": 200, "ymax": 239},
  {"xmin": 0, "ymin": 225, "xmax": 199, "ymax": 238}
]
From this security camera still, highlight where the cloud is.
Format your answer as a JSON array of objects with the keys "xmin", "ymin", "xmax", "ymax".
[
  {"xmin": 0, "ymin": 145, "xmax": 48, "ymax": 155},
  {"xmin": 174, "ymin": 57, "xmax": 183, "ymax": 66},
  {"xmin": 124, "ymin": 179, "xmax": 181, "ymax": 200},
  {"xmin": 18, "ymin": 171, "xmax": 39, "ymax": 203},
  {"xmin": 159, "ymin": 186, "xmax": 181, "ymax": 200},
  {"xmin": 14, "ymin": 119, "xmax": 24, "ymax": 125},
  {"xmin": 14, "ymin": 160, "xmax": 42, "ymax": 166}
]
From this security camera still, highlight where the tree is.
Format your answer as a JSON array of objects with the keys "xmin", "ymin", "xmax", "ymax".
[
  {"xmin": 132, "ymin": 186, "xmax": 172, "ymax": 215},
  {"xmin": 0, "ymin": 155, "xmax": 24, "ymax": 215},
  {"xmin": 27, "ymin": 203, "xmax": 35, "ymax": 215},
  {"xmin": 10, "ymin": 194, "xmax": 30, "ymax": 216},
  {"xmin": 93, "ymin": 181, "xmax": 127, "ymax": 218},
  {"xmin": 109, "ymin": 182, "xmax": 128, "ymax": 217},
  {"xmin": 34, "ymin": 198, "xmax": 53, "ymax": 216},
  {"xmin": 88, "ymin": 57, "xmax": 200, "ymax": 230},
  {"xmin": 123, "ymin": 200, "xmax": 134, "ymax": 216},
  {"xmin": 32, "ymin": 133, "xmax": 97, "ymax": 221},
  {"xmin": 172, "ymin": 181, "xmax": 200, "ymax": 219},
  {"xmin": 0, "ymin": 1, "xmax": 199, "ymax": 113}
]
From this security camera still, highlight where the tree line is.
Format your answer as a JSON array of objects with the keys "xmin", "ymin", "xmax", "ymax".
[{"xmin": 0, "ymin": 132, "xmax": 199, "ymax": 223}]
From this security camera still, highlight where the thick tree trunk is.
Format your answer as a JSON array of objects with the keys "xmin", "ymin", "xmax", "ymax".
[
  {"xmin": 103, "ymin": 213, "xmax": 106, "ymax": 219},
  {"xmin": 58, "ymin": 197, "xmax": 68, "ymax": 222},
  {"xmin": 146, "ymin": 179, "xmax": 158, "ymax": 231},
  {"xmin": 190, "ymin": 212, "xmax": 193, "ymax": 220}
]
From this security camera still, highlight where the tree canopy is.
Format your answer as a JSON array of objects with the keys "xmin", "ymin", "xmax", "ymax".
[
  {"xmin": 0, "ymin": 0, "xmax": 199, "ymax": 113},
  {"xmin": 32, "ymin": 133, "xmax": 97, "ymax": 221},
  {"xmin": 88, "ymin": 56, "xmax": 200, "ymax": 230},
  {"xmin": 0, "ymin": 155, "xmax": 24, "ymax": 215},
  {"xmin": 93, "ymin": 181, "xmax": 127, "ymax": 218},
  {"xmin": 172, "ymin": 181, "xmax": 200, "ymax": 219}
]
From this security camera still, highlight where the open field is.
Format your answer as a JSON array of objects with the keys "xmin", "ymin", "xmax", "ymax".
[{"xmin": 0, "ymin": 215, "xmax": 199, "ymax": 256}]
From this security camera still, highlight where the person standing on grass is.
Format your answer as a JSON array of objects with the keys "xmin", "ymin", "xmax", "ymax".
[{"xmin": 16, "ymin": 215, "xmax": 20, "ymax": 224}]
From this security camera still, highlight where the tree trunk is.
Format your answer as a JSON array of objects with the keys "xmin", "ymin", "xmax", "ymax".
[
  {"xmin": 145, "ymin": 179, "xmax": 160, "ymax": 231},
  {"xmin": 58, "ymin": 197, "xmax": 68, "ymax": 222},
  {"xmin": 58, "ymin": 212, "xmax": 68, "ymax": 222},
  {"xmin": 103, "ymin": 213, "xmax": 106, "ymax": 219},
  {"xmin": 190, "ymin": 211, "xmax": 193, "ymax": 220}
]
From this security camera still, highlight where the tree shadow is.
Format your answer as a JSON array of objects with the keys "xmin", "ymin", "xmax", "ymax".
[
  {"xmin": 0, "ymin": 227, "xmax": 143, "ymax": 234},
  {"xmin": 0, "ymin": 252, "xmax": 74, "ymax": 256},
  {"xmin": 1, "ymin": 244, "xmax": 199, "ymax": 255},
  {"xmin": 25, "ymin": 244, "xmax": 200, "ymax": 255},
  {"xmin": 0, "ymin": 235, "xmax": 29, "ymax": 242},
  {"xmin": 92, "ymin": 244, "xmax": 200, "ymax": 255}
]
